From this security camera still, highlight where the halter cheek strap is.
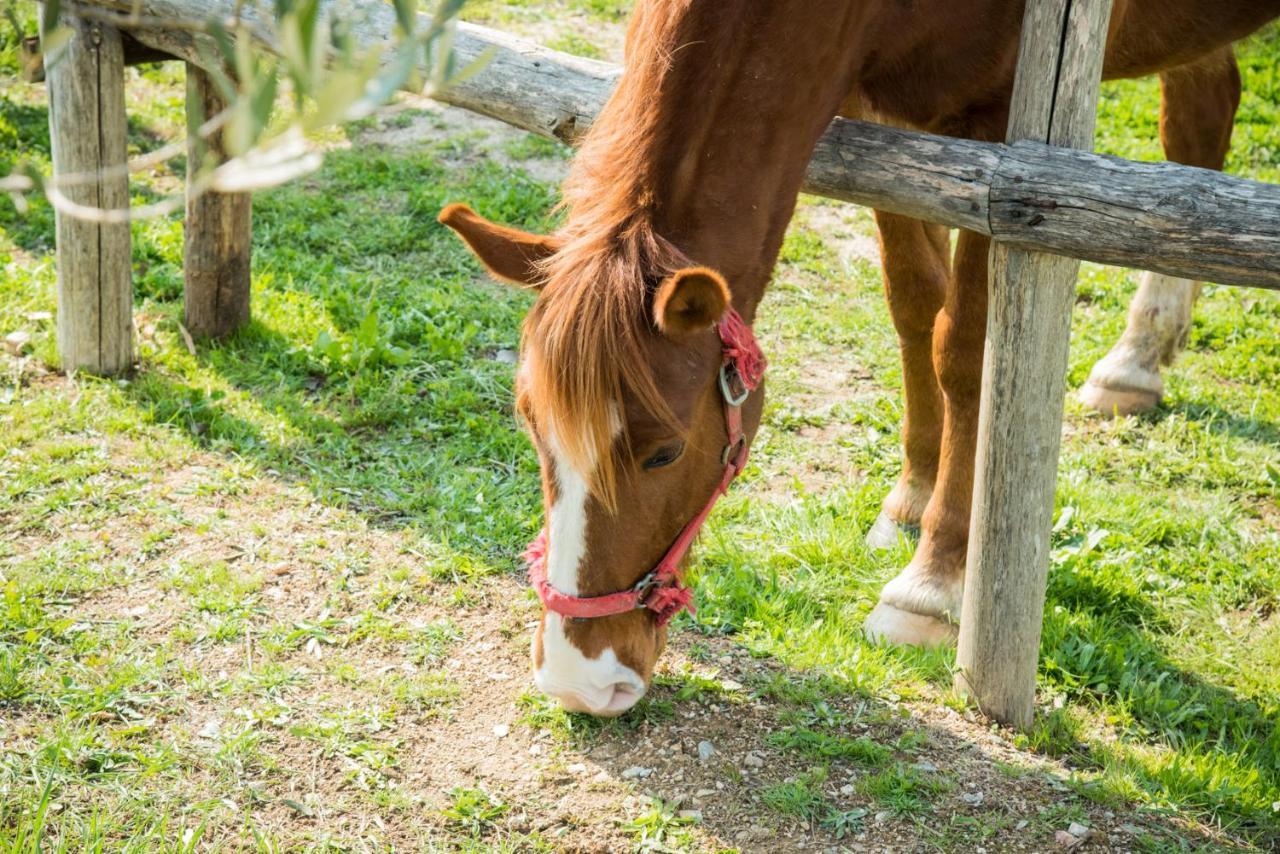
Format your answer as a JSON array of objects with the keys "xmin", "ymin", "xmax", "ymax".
[{"xmin": 525, "ymin": 308, "xmax": 767, "ymax": 627}]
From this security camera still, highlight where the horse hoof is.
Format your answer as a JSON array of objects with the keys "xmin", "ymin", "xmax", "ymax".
[
  {"xmin": 1078, "ymin": 380, "xmax": 1160, "ymax": 417},
  {"xmin": 864, "ymin": 602, "xmax": 957, "ymax": 647},
  {"xmin": 865, "ymin": 511, "xmax": 917, "ymax": 552}
]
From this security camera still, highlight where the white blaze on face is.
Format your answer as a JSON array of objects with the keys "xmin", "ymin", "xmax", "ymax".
[
  {"xmin": 546, "ymin": 432, "xmax": 589, "ymax": 596},
  {"xmin": 533, "ymin": 423, "xmax": 645, "ymax": 716},
  {"xmin": 535, "ymin": 613, "xmax": 646, "ymax": 715}
]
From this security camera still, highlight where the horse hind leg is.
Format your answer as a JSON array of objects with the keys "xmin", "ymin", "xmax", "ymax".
[
  {"xmin": 1080, "ymin": 48, "xmax": 1241, "ymax": 416},
  {"xmin": 865, "ymin": 211, "xmax": 948, "ymax": 551}
]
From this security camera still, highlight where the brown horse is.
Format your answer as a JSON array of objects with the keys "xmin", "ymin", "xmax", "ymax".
[{"xmin": 441, "ymin": 0, "xmax": 1280, "ymax": 715}]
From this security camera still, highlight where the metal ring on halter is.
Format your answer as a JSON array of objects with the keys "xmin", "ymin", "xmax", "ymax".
[
  {"xmin": 718, "ymin": 362, "xmax": 750, "ymax": 406},
  {"xmin": 630, "ymin": 569, "xmax": 660, "ymax": 605}
]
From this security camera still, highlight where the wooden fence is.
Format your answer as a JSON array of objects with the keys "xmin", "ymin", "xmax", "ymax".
[{"xmin": 39, "ymin": 0, "xmax": 1280, "ymax": 728}]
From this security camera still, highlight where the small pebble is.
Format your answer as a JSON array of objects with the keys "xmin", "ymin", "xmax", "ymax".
[
  {"xmin": 621, "ymin": 766, "xmax": 653, "ymax": 779},
  {"xmin": 1054, "ymin": 830, "xmax": 1081, "ymax": 849},
  {"xmin": 839, "ymin": 784, "xmax": 855, "ymax": 796},
  {"xmin": 743, "ymin": 752, "xmax": 764, "ymax": 768},
  {"xmin": 961, "ymin": 791, "xmax": 984, "ymax": 806},
  {"xmin": 4, "ymin": 330, "xmax": 31, "ymax": 356},
  {"xmin": 493, "ymin": 724, "xmax": 509, "ymax": 738},
  {"xmin": 1067, "ymin": 822, "xmax": 1090, "ymax": 838},
  {"xmin": 698, "ymin": 740, "xmax": 716, "ymax": 761},
  {"xmin": 677, "ymin": 810, "xmax": 702, "ymax": 823},
  {"xmin": 567, "ymin": 763, "xmax": 587, "ymax": 775}
]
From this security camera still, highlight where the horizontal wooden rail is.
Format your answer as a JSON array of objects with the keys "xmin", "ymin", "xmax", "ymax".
[
  {"xmin": 73, "ymin": 0, "xmax": 1280, "ymax": 288},
  {"xmin": 20, "ymin": 30, "xmax": 177, "ymax": 81},
  {"xmin": 805, "ymin": 124, "xmax": 1280, "ymax": 289}
]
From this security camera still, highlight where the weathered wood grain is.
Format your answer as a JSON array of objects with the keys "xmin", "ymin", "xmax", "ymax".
[
  {"xmin": 46, "ymin": 11, "xmax": 133, "ymax": 374},
  {"xmin": 955, "ymin": 0, "xmax": 1113, "ymax": 730},
  {"xmin": 21, "ymin": 30, "xmax": 177, "ymax": 82},
  {"xmin": 75, "ymin": 0, "xmax": 1279, "ymax": 288},
  {"xmin": 806, "ymin": 121, "xmax": 999, "ymax": 236},
  {"xmin": 990, "ymin": 142, "xmax": 1280, "ymax": 287},
  {"xmin": 183, "ymin": 64, "xmax": 252, "ymax": 339}
]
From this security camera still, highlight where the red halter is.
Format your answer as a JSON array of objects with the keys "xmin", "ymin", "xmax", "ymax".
[{"xmin": 525, "ymin": 308, "xmax": 767, "ymax": 626}]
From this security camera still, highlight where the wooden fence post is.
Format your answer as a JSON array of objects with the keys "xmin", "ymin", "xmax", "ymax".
[
  {"xmin": 183, "ymin": 64, "xmax": 252, "ymax": 339},
  {"xmin": 954, "ymin": 0, "xmax": 1113, "ymax": 729},
  {"xmin": 46, "ymin": 13, "xmax": 133, "ymax": 374}
]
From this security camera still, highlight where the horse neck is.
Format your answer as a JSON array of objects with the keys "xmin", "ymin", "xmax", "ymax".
[{"xmin": 562, "ymin": 0, "xmax": 874, "ymax": 319}]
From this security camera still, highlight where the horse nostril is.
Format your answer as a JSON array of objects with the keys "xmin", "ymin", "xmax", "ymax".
[
  {"xmin": 556, "ymin": 681, "xmax": 644, "ymax": 717},
  {"xmin": 602, "ymin": 682, "xmax": 642, "ymax": 714}
]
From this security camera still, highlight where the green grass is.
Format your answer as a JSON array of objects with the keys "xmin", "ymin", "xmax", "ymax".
[
  {"xmin": 620, "ymin": 797, "xmax": 700, "ymax": 851},
  {"xmin": 856, "ymin": 763, "xmax": 953, "ymax": 818},
  {"xmin": 441, "ymin": 786, "xmax": 509, "ymax": 836},
  {"xmin": 766, "ymin": 726, "xmax": 892, "ymax": 766},
  {"xmin": 2, "ymin": 3, "xmax": 1280, "ymax": 850},
  {"xmin": 761, "ymin": 767, "xmax": 829, "ymax": 820}
]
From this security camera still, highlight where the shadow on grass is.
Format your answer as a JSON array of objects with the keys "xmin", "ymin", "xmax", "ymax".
[
  {"xmin": 525, "ymin": 630, "xmax": 1267, "ymax": 852},
  {"xmin": 0, "ymin": 97, "xmax": 54, "ymax": 255},
  {"xmin": 122, "ymin": 313, "xmax": 540, "ymax": 568},
  {"xmin": 1167, "ymin": 397, "xmax": 1280, "ymax": 448},
  {"xmin": 1039, "ymin": 567, "xmax": 1280, "ymax": 842}
]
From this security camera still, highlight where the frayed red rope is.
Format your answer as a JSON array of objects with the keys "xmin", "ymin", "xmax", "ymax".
[
  {"xmin": 645, "ymin": 584, "xmax": 696, "ymax": 627},
  {"xmin": 718, "ymin": 309, "xmax": 767, "ymax": 390},
  {"xmin": 524, "ymin": 528, "xmax": 548, "ymax": 578}
]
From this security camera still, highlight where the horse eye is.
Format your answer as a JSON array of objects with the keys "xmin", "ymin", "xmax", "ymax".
[{"xmin": 642, "ymin": 443, "xmax": 685, "ymax": 470}]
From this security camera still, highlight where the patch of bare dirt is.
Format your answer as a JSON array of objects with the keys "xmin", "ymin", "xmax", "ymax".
[
  {"xmin": 797, "ymin": 202, "xmax": 882, "ymax": 270},
  {"xmin": 349, "ymin": 99, "xmax": 573, "ymax": 188},
  {"xmin": 757, "ymin": 353, "xmax": 880, "ymax": 500}
]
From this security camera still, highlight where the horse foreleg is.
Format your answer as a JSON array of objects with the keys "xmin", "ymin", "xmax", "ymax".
[
  {"xmin": 1081, "ymin": 48, "xmax": 1240, "ymax": 416},
  {"xmin": 866, "ymin": 229, "xmax": 987, "ymax": 646},
  {"xmin": 865, "ymin": 210, "xmax": 948, "ymax": 550}
]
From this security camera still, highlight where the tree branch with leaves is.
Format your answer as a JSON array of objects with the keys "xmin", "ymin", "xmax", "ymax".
[{"xmin": 0, "ymin": 0, "xmax": 491, "ymax": 221}]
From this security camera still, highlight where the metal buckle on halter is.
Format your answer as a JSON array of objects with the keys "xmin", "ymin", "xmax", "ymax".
[
  {"xmin": 720, "ymin": 436, "xmax": 746, "ymax": 466},
  {"xmin": 631, "ymin": 570, "xmax": 661, "ymax": 605},
  {"xmin": 718, "ymin": 362, "xmax": 750, "ymax": 407}
]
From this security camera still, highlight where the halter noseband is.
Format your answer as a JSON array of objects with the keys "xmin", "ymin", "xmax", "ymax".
[{"xmin": 525, "ymin": 308, "xmax": 767, "ymax": 627}]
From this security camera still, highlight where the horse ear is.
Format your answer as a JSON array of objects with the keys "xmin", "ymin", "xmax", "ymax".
[
  {"xmin": 438, "ymin": 203, "xmax": 561, "ymax": 288},
  {"xmin": 653, "ymin": 267, "xmax": 731, "ymax": 338}
]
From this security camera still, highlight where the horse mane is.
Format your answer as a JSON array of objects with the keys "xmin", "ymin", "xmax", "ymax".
[{"xmin": 518, "ymin": 2, "xmax": 699, "ymax": 509}]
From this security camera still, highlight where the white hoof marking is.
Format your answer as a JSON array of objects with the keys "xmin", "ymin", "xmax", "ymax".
[
  {"xmin": 1083, "ymin": 272, "xmax": 1200, "ymax": 415},
  {"xmin": 864, "ymin": 602, "xmax": 957, "ymax": 647},
  {"xmin": 866, "ymin": 511, "xmax": 917, "ymax": 552}
]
